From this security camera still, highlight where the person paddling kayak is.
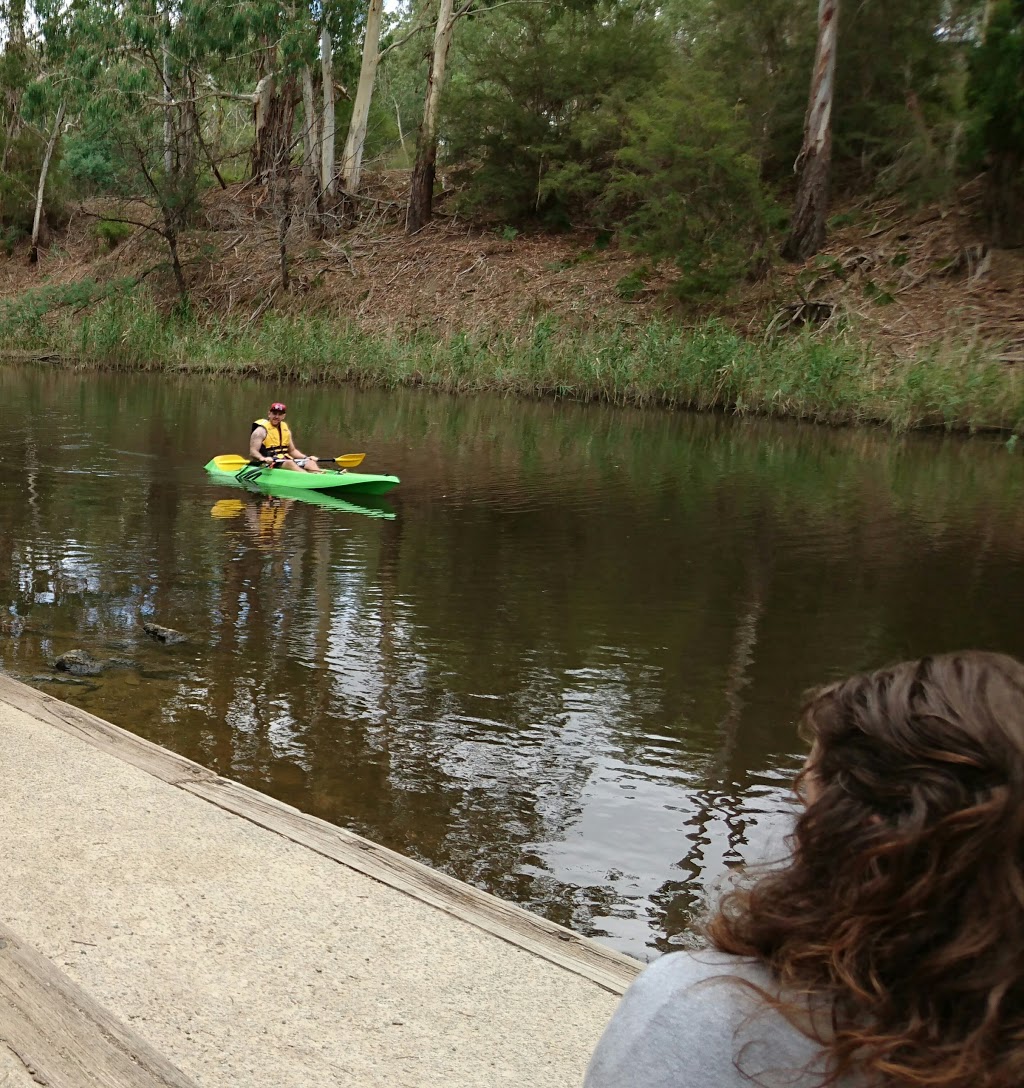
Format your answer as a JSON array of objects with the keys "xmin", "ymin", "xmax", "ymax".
[{"xmin": 249, "ymin": 402, "xmax": 324, "ymax": 473}]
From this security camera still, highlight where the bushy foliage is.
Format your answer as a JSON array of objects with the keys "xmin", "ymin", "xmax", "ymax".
[
  {"xmin": 605, "ymin": 64, "xmax": 775, "ymax": 296},
  {"xmin": 965, "ymin": 0, "xmax": 1024, "ymax": 244},
  {"xmin": 442, "ymin": 1, "xmax": 670, "ymax": 227},
  {"xmin": 834, "ymin": 0, "xmax": 963, "ymax": 198},
  {"xmin": 679, "ymin": 0, "xmax": 816, "ymax": 178},
  {"xmin": 0, "ymin": 277, "xmax": 138, "ymax": 343},
  {"xmin": 62, "ymin": 132, "xmax": 118, "ymax": 192},
  {"xmin": 966, "ymin": 0, "xmax": 1024, "ymax": 156},
  {"xmin": 93, "ymin": 218, "xmax": 134, "ymax": 249}
]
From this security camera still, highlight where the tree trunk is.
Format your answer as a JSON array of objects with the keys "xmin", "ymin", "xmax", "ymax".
[
  {"xmin": 162, "ymin": 214, "xmax": 187, "ymax": 303},
  {"xmin": 179, "ymin": 69, "xmax": 199, "ymax": 177},
  {"xmin": 406, "ymin": 0, "xmax": 456, "ymax": 233},
  {"xmin": 301, "ymin": 64, "xmax": 321, "ymax": 204},
  {"xmin": 340, "ymin": 0, "xmax": 384, "ymax": 192},
  {"xmin": 394, "ymin": 97, "xmax": 407, "ymax": 155},
  {"xmin": 320, "ymin": 24, "xmax": 336, "ymax": 198},
  {"xmin": 252, "ymin": 73, "xmax": 296, "ymax": 185},
  {"xmin": 252, "ymin": 72, "xmax": 272, "ymax": 178},
  {"xmin": 162, "ymin": 22, "xmax": 174, "ymax": 175},
  {"xmin": 30, "ymin": 101, "xmax": 66, "ymax": 264},
  {"xmin": 278, "ymin": 163, "xmax": 293, "ymax": 291},
  {"xmin": 987, "ymin": 151, "xmax": 1024, "ymax": 248},
  {"xmin": 781, "ymin": 0, "xmax": 839, "ymax": 261}
]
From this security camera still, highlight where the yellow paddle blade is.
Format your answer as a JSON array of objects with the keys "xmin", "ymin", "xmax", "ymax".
[
  {"xmin": 210, "ymin": 499, "xmax": 245, "ymax": 519},
  {"xmin": 335, "ymin": 453, "xmax": 366, "ymax": 468},
  {"xmin": 211, "ymin": 454, "xmax": 251, "ymax": 471}
]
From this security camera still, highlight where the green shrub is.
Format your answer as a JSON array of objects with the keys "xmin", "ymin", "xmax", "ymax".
[
  {"xmin": 94, "ymin": 218, "xmax": 134, "ymax": 250},
  {"xmin": 606, "ymin": 63, "xmax": 775, "ymax": 298},
  {"xmin": 1, "ymin": 224, "xmax": 27, "ymax": 256}
]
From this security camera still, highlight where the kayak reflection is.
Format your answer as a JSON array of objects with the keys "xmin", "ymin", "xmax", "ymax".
[
  {"xmin": 246, "ymin": 495, "xmax": 294, "ymax": 549},
  {"xmin": 207, "ymin": 475, "xmax": 397, "ymax": 521}
]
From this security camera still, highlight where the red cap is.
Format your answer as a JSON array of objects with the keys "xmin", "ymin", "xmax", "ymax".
[{"xmin": 269, "ymin": 402, "xmax": 287, "ymax": 412}]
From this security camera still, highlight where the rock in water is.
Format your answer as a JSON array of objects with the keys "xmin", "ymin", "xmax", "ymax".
[
  {"xmin": 54, "ymin": 649, "xmax": 105, "ymax": 676},
  {"xmin": 143, "ymin": 622, "xmax": 188, "ymax": 645}
]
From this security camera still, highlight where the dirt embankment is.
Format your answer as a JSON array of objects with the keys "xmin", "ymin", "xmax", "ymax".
[{"xmin": 2, "ymin": 172, "xmax": 1022, "ymax": 362}]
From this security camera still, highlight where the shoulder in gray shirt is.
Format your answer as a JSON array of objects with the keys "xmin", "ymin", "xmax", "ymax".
[{"xmin": 584, "ymin": 950, "xmax": 865, "ymax": 1088}]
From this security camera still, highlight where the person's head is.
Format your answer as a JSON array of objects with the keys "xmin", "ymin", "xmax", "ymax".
[
  {"xmin": 269, "ymin": 401, "xmax": 286, "ymax": 421},
  {"xmin": 708, "ymin": 651, "xmax": 1024, "ymax": 1088}
]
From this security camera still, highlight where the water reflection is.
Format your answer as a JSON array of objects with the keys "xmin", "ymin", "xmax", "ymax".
[{"xmin": 2, "ymin": 365, "xmax": 1024, "ymax": 960}]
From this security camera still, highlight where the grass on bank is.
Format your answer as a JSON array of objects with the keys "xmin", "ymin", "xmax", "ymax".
[{"xmin": 2, "ymin": 287, "xmax": 1022, "ymax": 435}]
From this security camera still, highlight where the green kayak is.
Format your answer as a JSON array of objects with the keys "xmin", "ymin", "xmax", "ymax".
[{"xmin": 203, "ymin": 458, "xmax": 400, "ymax": 496}]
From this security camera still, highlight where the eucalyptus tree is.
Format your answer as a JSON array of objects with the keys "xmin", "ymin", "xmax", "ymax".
[
  {"xmin": 781, "ymin": 0, "xmax": 839, "ymax": 260},
  {"xmin": 406, "ymin": 0, "xmax": 456, "ymax": 232},
  {"xmin": 339, "ymin": 0, "xmax": 383, "ymax": 191}
]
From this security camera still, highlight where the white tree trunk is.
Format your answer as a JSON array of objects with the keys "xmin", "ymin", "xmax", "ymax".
[
  {"xmin": 394, "ymin": 96, "xmax": 407, "ymax": 154},
  {"xmin": 162, "ymin": 25, "xmax": 173, "ymax": 174},
  {"xmin": 781, "ymin": 0, "xmax": 839, "ymax": 260},
  {"xmin": 252, "ymin": 71, "xmax": 274, "ymax": 179},
  {"xmin": 31, "ymin": 101, "xmax": 66, "ymax": 263},
  {"xmin": 301, "ymin": 64, "xmax": 321, "ymax": 200},
  {"xmin": 320, "ymin": 24, "xmax": 336, "ymax": 197},
  {"xmin": 340, "ymin": 0, "xmax": 385, "ymax": 192},
  {"xmin": 407, "ymin": 0, "xmax": 456, "ymax": 232}
]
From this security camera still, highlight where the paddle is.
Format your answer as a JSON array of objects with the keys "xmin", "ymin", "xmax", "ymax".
[{"xmin": 211, "ymin": 453, "xmax": 366, "ymax": 472}]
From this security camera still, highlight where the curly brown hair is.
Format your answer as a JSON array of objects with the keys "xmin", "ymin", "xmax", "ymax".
[{"xmin": 706, "ymin": 651, "xmax": 1024, "ymax": 1088}]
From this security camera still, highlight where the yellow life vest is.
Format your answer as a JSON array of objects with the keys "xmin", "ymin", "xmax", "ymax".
[{"xmin": 252, "ymin": 418, "xmax": 292, "ymax": 458}]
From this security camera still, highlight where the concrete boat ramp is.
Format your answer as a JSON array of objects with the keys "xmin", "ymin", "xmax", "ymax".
[{"xmin": 0, "ymin": 675, "xmax": 639, "ymax": 1087}]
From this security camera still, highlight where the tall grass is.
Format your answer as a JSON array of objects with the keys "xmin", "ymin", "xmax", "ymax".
[{"xmin": 4, "ymin": 290, "xmax": 1023, "ymax": 435}]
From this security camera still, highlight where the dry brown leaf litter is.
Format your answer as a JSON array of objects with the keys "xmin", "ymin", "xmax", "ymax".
[{"xmin": 1, "ymin": 171, "xmax": 1020, "ymax": 362}]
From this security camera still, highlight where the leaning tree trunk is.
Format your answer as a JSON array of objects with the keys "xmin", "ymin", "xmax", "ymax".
[
  {"xmin": 406, "ymin": 0, "xmax": 456, "ymax": 233},
  {"xmin": 30, "ymin": 101, "xmax": 66, "ymax": 263},
  {"xmin": 320, "ymin": 24, "xmax": 336, "ymax": 199},
  {"xmin": 340, "ymin": 0, "xmax": 384, "ymax": 192},
  {"xmin": 781, "ymin": 0, "xmax": 839, "ymax": 261}
]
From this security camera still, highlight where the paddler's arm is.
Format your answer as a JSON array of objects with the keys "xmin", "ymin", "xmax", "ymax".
[
  {"xmin": 285, "ymin": 433, "xmax": 309, "ymax": 459},
  {"xmin": 249, "ymin": 426, "xmax": 274, "ymax": 466}
]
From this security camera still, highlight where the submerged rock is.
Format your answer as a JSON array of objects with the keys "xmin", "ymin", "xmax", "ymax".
[
  {"xmin": 142, "ymin": 622, "xmax": 188, "ymax": 645},
  {"xmin": 54, "ymin": 649, "xmax": 105, "ymax": 676},
  {"xmin": 32, "ymin": 672, "xmax": 91, "ymax": 686}
]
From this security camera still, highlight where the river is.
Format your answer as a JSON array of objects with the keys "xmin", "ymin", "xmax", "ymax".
[{"xmin": 2, "ymin": 364, "xmax": 1023, "ymax": 961}]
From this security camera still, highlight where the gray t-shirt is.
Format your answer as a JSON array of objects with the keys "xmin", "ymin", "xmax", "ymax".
[{"xmin": 584, "ymin": 950, "xmax": 863, "ymax": 1088}]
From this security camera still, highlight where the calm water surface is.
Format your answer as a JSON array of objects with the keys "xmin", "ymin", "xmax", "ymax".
[{"xmin": 3, "ymin": 365, "xmax": 1024, "ymax": 961}]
